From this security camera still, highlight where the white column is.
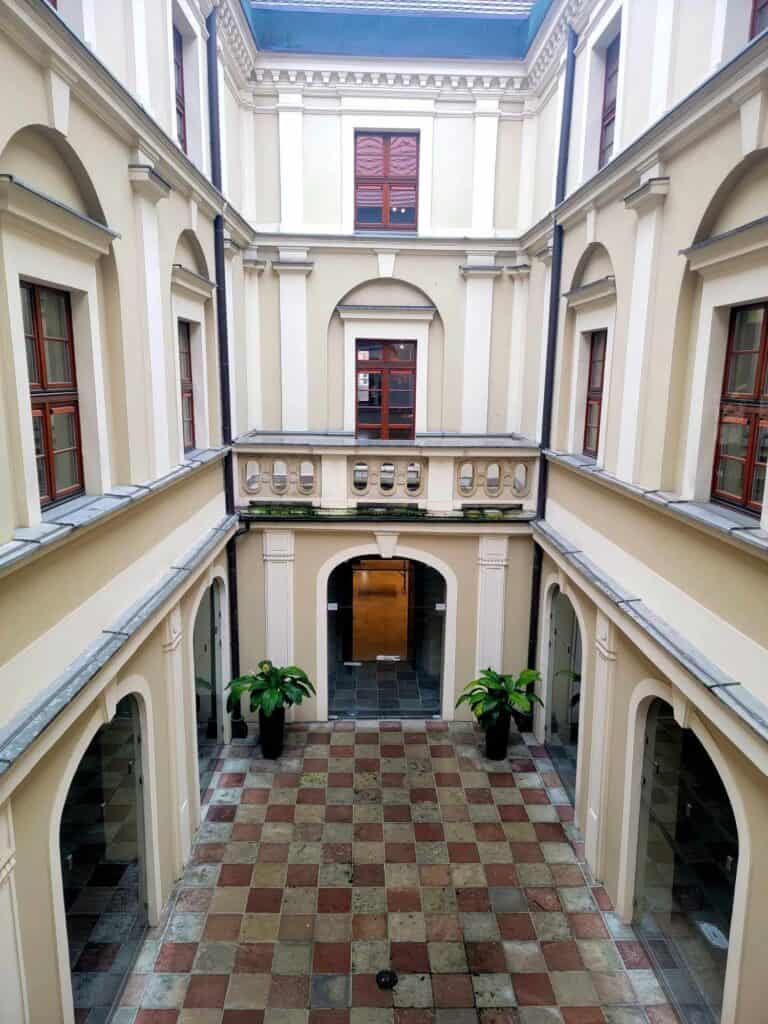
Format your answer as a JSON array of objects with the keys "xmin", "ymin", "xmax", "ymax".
[
  {"xmin": 535, "ymin": 244, "xmax": 553, "ymax": 443},
  {"xmin": 263, "ymin": 530, "xmax": 295, "ymax": 667},
  {"xmin": 648, "ymin": 0, "xmax": 677, "ymax": 121},
  {"xmin": 616, "ymin": 175, "xmax": 669, "ymax": 484},
  {"xmin": 243, "ymin": 255, "xmax": 265, "ymax": 432},
  {"xmin": 218, "ymin": 60, "xmax": 230, "ymax": 196},
  {"xmin": 584, "ymin": 610, "xmax": 616, "ymax": 880},
  {"xmin": 274, "ymin": 251, "xmax": 313, "ymax": 432},
  {"xmin": 471, "ymin": 98, "xmax": 500, "ymax": 236},
  {"xmin": 278, "ymin": 90, "xmax": 304, "ymax": 232},
  {"xmin": 129, "ymin": 162, "xmax": 173, "ymax": 478},
  {"xmin": 223, "ymin": 238, "xmax": 240, "ymax": 438},
  {"xmin": 125, "ymin": 0, "xmax": 152, "ymax": 110},
  {"xmin": 475, "ymin": 535, "xmax": 509, "ymax": 673},
  {"xmin": 517, "ymin": 100, "xmax": 537, "ymax": 231},
  {"xmin": 162, "ymin": 606, "xmax": 191, "ymax": 873},
  {"xmin": 460, "ymin": 256, "xmax": 501, "ymax": 433},
  {"xmin": 506, "ymin": 262, "xmax": 531, "ymax": 434},
  {"xmin": 0, "ymin": 806, "xmax": 29, "ymax": 1024},
  {"xmin": 241, "ymin": 99, "xmax": 257, "ymax": 224}
]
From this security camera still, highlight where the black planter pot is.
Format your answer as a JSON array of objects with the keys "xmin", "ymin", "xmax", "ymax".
[
  {"xmin": 512, "ymin": 709, "xmax": 534, "ymax": 735},
  {"xmin": 230, "ymin": 708, "xmax": 248, "ymax": 739},
  {"xmin": 484, "ymin": 712, "xmax": 511, "ymax": 760},
  {"xmin": 259, "ymin": 707, "xmax": 286, "ymax": 759}
]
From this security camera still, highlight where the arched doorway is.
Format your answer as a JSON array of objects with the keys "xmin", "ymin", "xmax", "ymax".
[
  {"xmin": 60, "ymin": 695, "xmax": 146, "ymax": 1019},
  {"xmin": 193, "ymin": 580, "xmax": 225, "ymax": 795},
  {"xmin": 634, "ymin": 698, "xmax": 738, "ymax": 1024},
  {"xmin": 544, "ymin": 586, "xmax": 582, "ymax": 803},
  {"xmin": 327, "ymin": 556, "xmax": 445, "ymax": 718}
]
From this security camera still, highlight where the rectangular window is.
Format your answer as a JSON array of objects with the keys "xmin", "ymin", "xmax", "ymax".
[
  {"xmin": 752, "ymin": 0, "xmax": 768, "ymax": 37},
  {"xmin": 583, "ymin": 329, "xmax": 607, "ymax": 458},
  {"xmin": 173, "ymin": 27, "xmax": 187, "ymax": 154},
  {"xmin": 21, "ymin": 282, "xmax": 83, "ymax": 505},
  {"xmin": 178, "ymin": 320, "xmax": 195, "ymax": 451},
  {"xmin": 356, "ymin": 340, "xmax": 416, "ymax": 440},
  {"xmin": 712, "ymin": 303, "xmax": 768, "ymax": 514},
  {"xmin": 354, "ymin": 132, "xmax": 419, "ymax": 232},
  {"xmin": 599, "ymin": 35, "xmax": 621, "ymax": 169}
]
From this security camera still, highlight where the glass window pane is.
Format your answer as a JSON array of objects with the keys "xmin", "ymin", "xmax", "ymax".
[
  {"xmin": 356, "ymin": 184, "xmax": 384, "ymax": 224},
  {"xmin": 21, "ymin": 286, "xmax": 34, "ymax": 335},
  {"xmin": 584, "ymin": 426, "xmax": 599, "ymax": 453},
  {"xmin": 718, "ymin": 420, "xmax": 749, "ymax": 458},
  {"xmin": 717, "ymin": 458, "xmax": 744, "ymax": 496},
  {"xmin": 357, "ymin": 428, "xmax": 382, "ymax": 439},
  {"xmin": 39, "ymin": 288, "xmax": 68, "ymax": 338},
  {"xmin": 731, "ymin": 307, "xmax": 764, "ymax": 352},
  {"xmin": 726, "ymin": 352, "xmax": 758, "ymax": 394},
  {"xmin": 54, "ymin": 449, "xmax": 79, "ymax": 491},
  {"xmin": 751, "ymin": 463, "xmax": 766, "ymax": 505},
  {"xmin": 45, "ymin": 339, "xmax": 73, "ymax": 384},
  {"xmin": 32, "ymin": 416, "xmax": 48, "ymax": 497},
  {"xmin": 26, "ymin": 337, "xmax": 40, "ymax": 384},
  {"xmin": 51, "ymin": 409, "xmax": 76, "ymax": 451},
  {"xmin": 357, "ymin": 343, "xmax": 383, "ymax": 362},
  {"xmin": 355, "ymin": 134, "xmax": 385, "ymax": 176},
  {"xmin": 389, "ymin": 185, "xmax": 417, "ymax": 225},
  {"xmin": 387, "ymin": 342, "xmax": 416, "ymax": 362},
  {"xmin": 389, "ymin": 135, "xmax": 418, "ymax": 177}
]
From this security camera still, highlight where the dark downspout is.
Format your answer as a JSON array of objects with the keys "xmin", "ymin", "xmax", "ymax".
[
  {"xmin": 207, "ymin": 7, "xmax": 241, "ymax": 680},
  {"xmin": 527, "ymin": 23, "xmax": 578, "ymax": 670}
]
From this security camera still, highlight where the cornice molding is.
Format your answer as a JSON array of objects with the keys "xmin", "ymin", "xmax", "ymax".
[
  {"xmin": 0, "ymin": 175, "xmax": 117, "ymax": 257},
  {"xmin": 680, "ymin": 216, "xmax": 768, "ymax": 277},
  {"xmin": 337, "ymin": 304, "xmax": 436, "ymax": 322},
  {"xmin": 171, "ymin": 264, "xmax": 216, "ymax": 300},
  {"xmin": 219, "ymin": 0, "xmax": 256, "ymax": 87},
  {"xmin": 526, "ymin": 0, "xmax": 589, "ymax": 93},
  {"xmin": 251, "ymin": 65, "xmax": 525, "ymax": 97},
  {"xmin": 563, "ymin": 274, "xmax": 616, "ymax": 308}
]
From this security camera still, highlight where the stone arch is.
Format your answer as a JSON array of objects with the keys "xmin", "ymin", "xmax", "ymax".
[
  {"xmin": 569, "ymin": 240, "xmax": 617, "ymax": 292},
  {"xmin": 616, "ymin": 678, "xmax": 751, "ymax": 1022},
  {"xmin": 693, "ymin": 147, "xmax": 768, "ymax": 244},
  {"xmin": 48, "ymin": 677, "xmax": 163, "ymax": 1024},
  {"xmin": 315, "ymin": 541, "xmax": 458, "ymax": 722},
  {"xmin": 0, "ymin": 124, "xmax": 106, "ymax": 222},
  {"xmin": 173, "ymin": 228, "xmax": 210, "ymax": 279}
]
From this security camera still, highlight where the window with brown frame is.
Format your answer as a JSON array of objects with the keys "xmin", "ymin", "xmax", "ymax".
[
  {"xmin": 178, "ymin": 320, "xmax": 196, "ymax": 451},
  {"xmin": 752, "ymin": 0, "xmax": 768, "ymax": 37},
  {"xmin": 356, "ymin": 340, "xmax": 416, "ymax": 440},
  {"xmin": 354, "ymin": 132, "xmax": 419, "ymax": 232},
  {"xmin": 173, "ymin": 27, "xmax": 187, "ymax": 154},
  {"xmin": 711, "ymin": 304, "xmax": 768, "ymax": 515},
  {"xmin": 598, "ymin": 34, "xmax": 621, "ymax": 169},
  {"xmin": 21, "ymin": 283, "xmax": 83, "ymax": 505},
  {"xmin": 583, "ymin": 329, "xmax": 607, "ymax": 458}
]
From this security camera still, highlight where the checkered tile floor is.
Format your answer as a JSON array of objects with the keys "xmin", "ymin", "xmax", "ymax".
[{"xmin": 112, "ymin": 720, "xmax": 680, "ymax": 1024}]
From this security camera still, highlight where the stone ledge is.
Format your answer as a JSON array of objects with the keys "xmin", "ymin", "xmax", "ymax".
[
  {"xmin": 0, "ymin": 447, "xmax": 228, "ymax": 579},
  {"xmin": 0, "ymin": 515, "xmax": 237, "ymax": 777}
]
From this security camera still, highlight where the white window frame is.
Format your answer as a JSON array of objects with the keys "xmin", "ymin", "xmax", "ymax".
[
  {"xmin": 171, "ymin": 270, "xmax": 213, "ymax": 461},
  {"xmin": 577, "ymin": 1, "xmax": 627, "ymax": 183},
  {"xmin": 565, "ymin": 292, "xmax": 616, "ymax": 467},
  {"xmin": 170, "ymin": 0, "xmax": 209, "ymax": 175}
]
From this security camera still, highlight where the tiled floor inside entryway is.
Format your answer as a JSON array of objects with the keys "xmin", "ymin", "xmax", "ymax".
[
  {"xmin": 112, "ymin": 720, "xmax": 680, "ymax": 1024},
  {"xmin": 329, "ymin": 662, "xmax": 442, "ymax": 719}
]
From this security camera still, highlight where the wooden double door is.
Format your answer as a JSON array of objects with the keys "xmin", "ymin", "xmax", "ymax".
[{"xmin": 352, "ymin": 559, "xmax": 411, "ymax": 661}]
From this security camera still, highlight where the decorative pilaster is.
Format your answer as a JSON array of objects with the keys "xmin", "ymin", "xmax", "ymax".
[
  {"xmin": 426, "ymin": 456, "xmax": 455, "ymax": 514},
  {"xmin": 460, "ymin": 255, "xmax": 502, "ymax": 433},
  {"xmin": 506, "ymin": 262, "xmax": 531, "ymax": 434},
  {"xmin": 161, "ymin": 607, "xmax": 191, "ymax": 867},
  {"xmin": 471, "ymin": 98, "xmax": 500, "ymax": 236},
  {"xmin": 224, "ymin": 236, "xmax": 240, "ymax": 436},
  {"xmin": 278, "ymin": 90, "xmax": 304, "ymax": 231},
  {"xmin": 475, "ymin": 536, "xmax": 509, "ymax": 674},
  {"xmin": 243, "ymin": 253, "xmax": 266, "ymax": 432},
  {"xmin": 273, "ymin": 251, "xmax": 314, "ymax": 432},
  {"xmin": 129, "ymin": 156, "xmax": 173, "ymax": 477},
  {"xmin": 584, "ymin": 610, "xmax": 616, "ymax": 880},
  {"xmin": 534, "ymin": 242, "xmax": 553, "ymax": 442},
  {"xmin": 0, "ymin": 806, "xmax": 28, "ymax": 1023},
  {"xmin": 263, "ymin": 531, "xmax": 295, "ymax": 667},
  {"xmin": 616, "ymin": 171, "xmax": 669, "ymax": 484}
]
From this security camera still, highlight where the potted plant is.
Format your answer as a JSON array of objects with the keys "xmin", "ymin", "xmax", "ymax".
[
  {"xmin": 226, "ymin": 660, "xmax": 315, "ymax": 759},
  {"xmin": 456, "ymin": 667, "xmax": 543, "ymax": 760}
]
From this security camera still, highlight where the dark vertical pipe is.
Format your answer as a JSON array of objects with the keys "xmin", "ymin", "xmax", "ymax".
[
  {"xmin": 527, "ymin": 24, "xmax": 578, "ymax": 671},
  {"xmin": 207, "ymin": 7, "xmax": 240, "ymax": 678}
]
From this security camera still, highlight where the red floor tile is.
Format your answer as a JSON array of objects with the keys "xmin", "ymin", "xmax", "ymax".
[
  {"xmin": 184, "ymin": 974, "xmax": 229, "ymax": 1008},
  {"xmin": 512, "ymin": 972, "xmax": 556, "ymax": 1006},
  {"xmin": 313, "ymin": 942, "xmax": 351, "ymax": 973},
  {"xmin": 432, "ymin": 974, "xmax": 475, "ymax": 1007},
  {"xmin": 154, "ymin": 942, "xmax": 197, "ymax": 973},
  {"xmin": 391, "ymin": 942, "xmax": 430, "ymax": 972}
]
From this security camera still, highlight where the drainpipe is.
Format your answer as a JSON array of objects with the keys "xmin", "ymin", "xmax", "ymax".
[
  {"xmin": 527, "ymin": 23, "xmax": 578, "ymax": 671},
  {"xmin": 207, "ymin": 7, "xmax": 241, "ymax": 680}
]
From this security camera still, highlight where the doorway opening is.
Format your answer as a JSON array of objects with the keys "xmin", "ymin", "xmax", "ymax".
[
  {"xmin": 544, "ymin": 586, "xmax": 582, "ymax": 803},
  {"xmin": 60, "ymin": 695, "xmax": 146, "ymax": 1019},
  {"xmin": 634, "ymin": 698, "xmax": 737, "ymax": 1023},
  {"xmin": 193, "ymin": 581, "xmax": 224, "ymax": 796},
  {"xmin": 328, "ymin": 556, "xmax": 445, "ymax": 718}
]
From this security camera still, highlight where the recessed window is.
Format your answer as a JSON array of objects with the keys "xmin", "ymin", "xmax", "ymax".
[
  {"xmin": 178, "ymin": 321, "xmax": 195, "ymax": 452},
  {"xmin": 353, "ymin": 462, "xmax": 369, "ymax": 491},
  {"xmin": 486, "ymin": 463, "xmax": 502, "ymax": 496},
  {"xmin": 22, "ymin": 283, "xmax": 83, "ymax": 505},
  {"xmin": 299, "ymin": 460, "xmax": 314, "ymax": 492},
  {"xmin": 711, "ymin": 304, "xmax": 768, "ymax": 515},
  {"xmin": 599, "ymin": 35, "xmax": 620, "ymax": 169},
  {"xmin": 355, "ymin": 132, "xmax": 418, "ymax": 231},
  {"xmin": 173, "ymin": 27, "xmax": 187, "ymax": 154},
  {"xmin": 459, "ymin": 462, "xmax": 475, "ymax": 495},
  {"xmin": 356, "ymin": 340, "xmax": 416, "ymax": 440},
  {"xmin": 406, "ymin": 462, "xmax": 421, "ymax": 493},
  {"xmin": 379, "ymin": 462, "xmax": 395, "ymax": 492},
  {"xmin": 272, "ymin": 460, "xmax": 288, "ymax": 492},
  {"xmin": 583, "ymin": 330, "xmax": 607, "ymax": 458},
  {"xmin": 752, "ymin": 0, "xmax": 768, "ymax": 38},
  {"xmin": 245, "ymin": 460, "xmax": 261, "ymax": 492}
]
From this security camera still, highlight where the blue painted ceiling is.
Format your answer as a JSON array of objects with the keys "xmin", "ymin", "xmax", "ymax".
[{"xmin": 242, "ymin": 0, "xmax": 556, "ymax": 60}]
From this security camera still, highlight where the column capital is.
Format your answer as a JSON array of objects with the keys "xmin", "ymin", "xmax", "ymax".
[
  {"xmin": 624, "ymin": 176, "xmax": 670, "ymax": 216},
  {"xmin": 274, "ymin": 248, "xmax": 314, "ymax": 275},
  {"xmin": 263, "ymin": 529, "xmax": 295, "ymax": 563},
  {"xmin": 505, "ymin": 262, "xmax": 531, "ymax": 279},
  {"xmin": 478, "ymin": 535, "xmax": 509, "ymax": 568},
  {"xmin": 128, "ymin": 163, "xmax": 172, "ymax": 204}
]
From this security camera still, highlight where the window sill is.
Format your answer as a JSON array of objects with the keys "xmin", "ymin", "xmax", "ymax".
[
  {"xmin": 0, "ymin": 446, "xmax": 227, "ymax": 579},
  {"xmin": 545, "ymin": 450, "xmax": 768, "ymax": 559}
]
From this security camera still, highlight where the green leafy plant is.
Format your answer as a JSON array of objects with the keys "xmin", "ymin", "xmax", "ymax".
[
  {"xmin": 226, "ymin": 660, "xmax": 316, "ymax": 718},
  {"xmin": 456, "ymin": 667, "xmax": 543, "ymax": 727}
]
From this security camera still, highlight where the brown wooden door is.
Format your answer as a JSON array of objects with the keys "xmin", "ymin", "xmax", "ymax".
[{"xmin": 352, "ymin": 560, "xmax": 409, "ymax": 661}]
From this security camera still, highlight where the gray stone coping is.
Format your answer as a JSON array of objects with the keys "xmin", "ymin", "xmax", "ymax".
[
  {"xmin": 533, "ymin": 520, "xmax": 768, "ymax": 745},
  {"xmin": 0, "ymin": 448, "xmax": 228, "ymax": 578},
  {"xmin": 545, "ymin": 450, "xmax": 768, "ymax": 559},
  {"xmin": 0, "ymin": 514, "xmax": 237, "ymax": 778},
  {"xmin": 235, "ymin": 430, "xmax": 539, "ymax": 451}
]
